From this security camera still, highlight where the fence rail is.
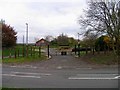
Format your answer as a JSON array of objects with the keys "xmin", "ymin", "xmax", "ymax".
[{"xmin": 2, "ymin": 46, "xmax": 41, "ymax": 59}]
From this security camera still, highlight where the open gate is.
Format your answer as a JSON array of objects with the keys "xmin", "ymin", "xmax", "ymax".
[{"xmin": 48, "ymin": 45, "xmax": 73, "ymax": 56}]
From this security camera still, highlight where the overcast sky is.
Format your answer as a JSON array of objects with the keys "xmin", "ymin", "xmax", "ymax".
[{"xmin": 0, "ymin": 0, "xmax": 88, "ymax": 43}]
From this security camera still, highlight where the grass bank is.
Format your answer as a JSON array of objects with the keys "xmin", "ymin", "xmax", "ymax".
[
  {"xmin": 81, "ymin": 52, "xmax": 118, "ymax": 65},
  {"xmin": 2, "ymin": 54, "xmax": 47, "ymax": 64}
]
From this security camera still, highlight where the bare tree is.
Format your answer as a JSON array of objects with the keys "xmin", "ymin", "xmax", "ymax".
[
  {"xmin": 79, "ymin": 0, "xmax": 120, "ymax": 56},
  {"xmin": 44, "ymin": 35, "xmax": 54, "ymax": 42}
]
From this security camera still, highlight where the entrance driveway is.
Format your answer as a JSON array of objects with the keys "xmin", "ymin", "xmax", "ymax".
[{"xmin": 3, "ymin": 48, "xmax": 117, "ymax": 70}]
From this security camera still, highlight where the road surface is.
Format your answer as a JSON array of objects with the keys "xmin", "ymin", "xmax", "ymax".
[{"xmin": 2, "ymin": 48, "xmax": 119, "ymax": 88}]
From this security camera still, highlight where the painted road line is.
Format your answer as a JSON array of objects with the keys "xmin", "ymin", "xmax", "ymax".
[
  {"xmin": 68, "ymin": 77, "xmax": 118, "ymax": 80},
  {"xmin": 76, "ymin": 74, "xmax": 118, "ymax": 76},
  {"xmin": 10, "ymin": 65, "xmax": 37, "ymax": 69},
  {"xmin": 2, "ymin": 74, "xmax": 41, "ymax": 78},
  {"xmin": 68, "ymin": 74, "xmax": 119, "ymax": 80},
  {"xmin": 115, "ymin": 75, "xmax": 120, "ymax": 79},
  {"xmin": 11, "ymin": 71, "xmax": 52, "ymax": 76},
  {"xmin": 76, "ymin": 68, "xmax": 92, "ymax": 70}
]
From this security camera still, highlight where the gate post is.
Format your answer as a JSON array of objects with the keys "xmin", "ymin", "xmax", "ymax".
[
  {"xmin": 14, "ymin": 48, "xmax": 16, "ymax": 59},
  {"xmin": 47, "ymin": 45, "xmax": 49, "ymax": 58},
  {"xmin": 78, "ymin": 44, "xmax": 80, "ymax": 57},
  {"xmin": 75, "ymin": 45, "xmax": 77, "ymax": 55},
  {"xmin": 39, "ymin": 46, "xmax": 41, "ymax": 57},
  {"xmin": 31, "ymin": 46, "xmax": 32, "ymax": 57}
]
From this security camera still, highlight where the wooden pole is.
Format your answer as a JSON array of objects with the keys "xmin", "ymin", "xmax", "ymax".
[
  {"xmin": 39, "ymin": 46, "xmax": 41, "ymax": 57},
  {"xmin": 48, "ymin": 45, "xmax": 49, "ymax": 58},
  {"xmin": 18, "ymin": 49, "xmax": 19, "ymax": 57},
  {"xmin": 78, "ymin": 44, "xmax": 80, "ymax": 57},
  {"xmin": 2, "ymin": 49, "xmax": 3, "ymax": 59},
  {"xmin": 14, "ymin": 48, "xmax": 16, "ymax": 59},
  {"xmin": 75, "ymin": 45, "xmax": 77, "ymax": 55},
  {"xmin": 9, "ymin": 48, "xmax": 11, "ymax": 58},
  {"xmin": 31, "ymin": 46, "xmax": 32, "ymax": 57}
]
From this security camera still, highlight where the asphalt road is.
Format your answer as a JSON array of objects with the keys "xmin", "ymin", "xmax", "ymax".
[
  {"xmin": 2, "ymin": 48, "xmax": 119, "ymax": 88},
  {"xmin": 2, "ymin": 66, "xmax": 119, "ymax": 88}
]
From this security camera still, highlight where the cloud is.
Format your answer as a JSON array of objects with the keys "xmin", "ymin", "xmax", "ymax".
[{"xmin": 0, "ymin": 0, "xmax": 87, "ymax": 43}]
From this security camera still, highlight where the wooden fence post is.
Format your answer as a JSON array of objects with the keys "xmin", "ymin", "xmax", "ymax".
[
  {"xmin": 23, "ymin": 47, "xmax": 25, "ymax": 57},
  {"xmin": 75, "ymin": 45, "xmax": 77, "ymax": 55},
  {"xmin": 18, "ymin": 49, "xmax": 19, "ymax": 57},
  {"xmin": 31, "ymin": 46, "xmax": 32, "ymax": 57},
  {"xmin": 92, "ymin": 47, "xmax": 95, "ymax": 55},
  {"xmin": 26, "ymin": 46, "xmax": 28, "ymax": 57},
  {"xmin": 48, "ymin": 45, "xmax": 49, "ymax": 58},
  {"xmin": 2, "ymin": 49, "xmax": 4, "ymax": 59},
  {"xmin": 86, "ymin": 47, "xmax": 88, "ymax": 54},
  {"xmin": 9, "ymin": 48, "xmax": 11, "ymax": 58},
  {"xmin": 33, "ymin": 46, "xmax": 35, "ymax": 57},
  {"xmin": 78, "ymin": 44, "xmax": 80, "ymax": 57},
  {"xmin": 39, "ymin": 46, "xmax": 41, "ymax": 57},
  {"xmin": 14, "ymin": 48, "xmax": 16, "ymax": 59}
]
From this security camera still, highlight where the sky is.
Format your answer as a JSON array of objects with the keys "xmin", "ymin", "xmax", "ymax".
[{"xmin": 0, "ymin": 0, "xmax": 88, "ymax": 43}]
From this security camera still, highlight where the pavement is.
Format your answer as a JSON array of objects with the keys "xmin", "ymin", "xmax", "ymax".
[{"xmin": 2, "ymin": 48, "xmax": 119, "ymax": 88}]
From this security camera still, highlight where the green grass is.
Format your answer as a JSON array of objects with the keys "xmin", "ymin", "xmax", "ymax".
[
  {"xmin": 2, "ymin": 54, "xmax": 47, "ymax": 64},
  {"xmin": 90, "ymin": 53, "xmax": 118, "ymax": 65}
]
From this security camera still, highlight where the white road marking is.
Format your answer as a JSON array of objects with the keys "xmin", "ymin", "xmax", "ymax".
[
  {"xmin": 76, "ymin": 68, "xmax": 92, "ymax": 69},
  {"xmin": 115, "ymin": 75, "xmax": 120, "ymax": 79},
  {"xmin": 2, "ymin": 71, "xmax": 52, "ymax": 79},
  {"xmin": 57, "ymin": 66, "xmax": 62, "ymax": 69},
  {"xmin": 2, "ymin": 74, "xmax": 41, "ymax": 78},
  {"xmin": 76, "ymin": 74, "xmax": 118, "ymax": 76},
  {"xmin": 68, "ymin": 77, "xmax": 117, "ymax": 80},
  {"xmin": 68, "ymin": 74, "xmax": 119, "ymax": 80},
  {"xmin": 10, "ymin": 65, "xmax": 37, "ymax": 69},
  {"xmin": 11, "ymin": 71, "xmax": 51, "ymax": 76}
]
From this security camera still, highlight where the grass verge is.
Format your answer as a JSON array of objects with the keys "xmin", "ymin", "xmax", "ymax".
[
  {"xmin": 83, "ymin": 52, "xmax": 118, "ymax": 65},
  {"xmin": 2, "ymin": 55, "xmax": 47, "ymax": 64}
]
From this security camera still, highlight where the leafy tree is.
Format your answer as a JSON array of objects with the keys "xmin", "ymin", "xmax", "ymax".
[
  {"xmin": 50, "ymin": 34, "xmax": 77, "ymax": 47},
  {"xmin": 57, "ymin": 33, "xmax": 69, "ymax": 45},
  {"xmin": 50, "ymin": 38, "xmax": 58, "ymax": 46},
  {"xmin": 68, "ymin": 37, "xmax": 77, "ymax": 46},
  {"xmin": 81, "ymin": 33, "xmax": 98, "ymax": 48},
  {"xmin": 44, "ymin": 35, "xmax": 54, "ymax": 42},
  {"xmin": 95, "ymin": 36, "xmax": 108, "ymax": 51},
  {"xmin": 2, "ymin": 23, "xmax": 17, "ymax": 48},
  {"xmin": 79, "ymin": 1, "xmax": 120, "ymax": 56}
]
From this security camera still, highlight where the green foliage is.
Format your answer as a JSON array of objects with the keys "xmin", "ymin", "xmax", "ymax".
[
  {"xmin": 95, "ymin": 36, "xmax": 108, "ymax": 51},
  {"xmin": 50, "ymin": 33, "xmax": 77, "ymax": 47},
  {"xmin": 2, "ymin": 55, "xmax": 46, "ymax": 64},
  {"xmin": 2, "ymin": 23, "xmax": 17, "ymax": 48},
  {"xmin": 57, "ymin": 33, "xmax": 69, "ymax": 45}
]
